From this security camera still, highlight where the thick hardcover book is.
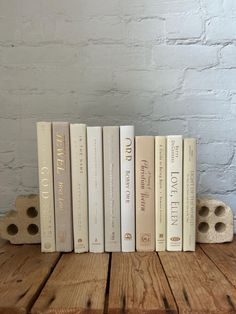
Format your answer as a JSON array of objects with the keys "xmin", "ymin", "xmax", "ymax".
[
  {"xmin": 53, "ymin": 122, "xmax": 73, "ymax": 252},
  {"xmin": 120, "ymin": 126, "xmax": 135, "ymax": 252},
  {"xmin": 155, "ymin": 136, "xmax": 166, "ymax": 251},
  {"xmin": 135, "ymin": 136, "xmax": 155, "ymax": 251},
  {"xmin": 166, "ymin": 135, "xmax": 183, "ymax": 251},
  {"xmin": 37, "ymin": 122, "xmax": 56, "ymax": 252},
  {"xmin": 87, "ymin": 127, "xmax": 104, "ymax": 253},
  {"xmin": 103, "ymin": 126, "xmax": 121, "ymax": 252},
  {"xmin": 70, "ymin": 124, "xmax": 88, "ymax": 253},
  {"xmin": 183, "ymin": 138, "xmax": 197, "ymax": 251}
]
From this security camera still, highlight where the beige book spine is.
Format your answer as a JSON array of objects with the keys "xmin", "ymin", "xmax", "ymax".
[
  {"xmin": 87, "ymin": 127, "xmax": 104, "ymax": 253},
  {"xmin": 183, "ymin": 138, "xmax": 197, "ymax": 251},
  {"xmin": 70, "ymin": 124, "xmax": 88, "ymax": 253},
  {"xmin": 135, "ymin": 136, "xmax": 155, "ymax": 251},
  {"xmin": 166, "ymin": 135, "xmax": 183, "ymax": 251},
  {"xmin": 155, "ymin": 136, "xmax": 166, "ymax": 251},
  {"xmin": 103, "ymin": 126, "xmax": 121, "ymax": 252},
  {"xmin": 53, "ymin": 122, "xmax": 73, "ymax": 252},
  {"xmin": 37, "ymin": 122, "xmax": 56, "ymax": 252}
]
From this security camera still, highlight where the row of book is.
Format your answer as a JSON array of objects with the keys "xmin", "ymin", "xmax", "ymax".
[{"xmin": 37, "ymin": 122, "xmax": 196, "ymax": 253}]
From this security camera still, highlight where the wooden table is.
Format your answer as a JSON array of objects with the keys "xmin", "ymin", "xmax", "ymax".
[{"xmin": 0, "ymin": 237, "xmax": 236, "ymax": 313}]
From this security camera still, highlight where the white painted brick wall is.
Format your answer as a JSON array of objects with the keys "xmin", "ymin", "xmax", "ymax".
[{"xmin": 0, "ymin": 0, "xmax": 235, "ymax": 230}]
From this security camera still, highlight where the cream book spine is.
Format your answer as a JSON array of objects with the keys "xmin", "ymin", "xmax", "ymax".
[
  {"xmin": 155, "ymin": 136, "xmax": 166, "ymax": 251},
  {"xmin": 166, "ymin": 135, "xmax": 183, "ymax": 251},
  {"xmin": 103, "ymin": 126, "xmax": 121, "ymax": 252},
  {"xmin": 135, "ymin": 136, "xmax": 155, "ymax": 252},
  {"xmin": 120, "ymin": 126, "xmax": 135, "ymax": 252},
  {"xmin": 183, "ymin": 138, "xmax": 197, "ymax": 251},
  {"xmin": 53, "ymin": 122, "xmax": 73, "ymax": 252},
  {"xmin": 87, "ymin": 127, "xmax": 104, "ymax": 253},
  {"xmin": 37, "ymin": 122, "xmax": 56, "ymax": 252},
  {"xmin": 70, "ymin": 124, "xmax": 88, "ymax": 253}
]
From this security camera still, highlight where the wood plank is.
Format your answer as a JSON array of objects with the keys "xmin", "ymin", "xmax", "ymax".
[
  {"xmin": 200, "ymin": 237, "xmax": 236, "ymax": 288},
  {"xmin": 32, "ymin": 253, "xmax": 109, "ymax": 314},
  {"xmin": 108, "ymin": 252, "xmax": 177, "ymax": 313},
  {"xmin": 159, "ymin": 246, "xmax": 236, "ymax": 313},
  {"xmin": 0, "ymin": 243, "xmax": 60, "ymax": 314}
]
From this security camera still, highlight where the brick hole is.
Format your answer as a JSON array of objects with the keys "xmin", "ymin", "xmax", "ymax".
[
  {"xmin": 214, "ymin": 206, "xmax": 225, "ymax": 217},
  {"xmin": 199, "ymin": 206, "xmax": 209, "ymax": 217},
  {"xmin": 27, "ymin": 207, "xmax": 38, "ymax": 218},
  {"xmin": 27, "ymin": 224, "xmax": 39, "ymax": 235},
  {"xmin": 198, "ymin": 222, "xmax": 209, "ymax": 233},
  {"xmin": 215, "ymin": 222, "xmax": 226, "ymax": 233},
  {"xmin": 7, "ymin": 224, "xmax": 18, "ymax": 235}
]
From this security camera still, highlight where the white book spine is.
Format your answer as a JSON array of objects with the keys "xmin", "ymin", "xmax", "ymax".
[
  {"xmin": 183, "ymin": 138, "xmax": 197, "ymax": 251},
  {"xmin": 87, "ymin": 127, "xmax": 104, "ymax": 253},
  {"xmin": 120, "ymin": 126, "xmax": 135, "ymax": 252},
  {"xmin": 103, "ymin": 126, "xmax": 121, "ymax": 252},
  {"xmin": 70, "ymin": 124, "xmax": 88, "ymax": 253},
  {"xmin": 37, "ymin": 122, "xmax": 56, "ymax": 252},
  {"xmin": 166, "ymin": 135, "xmax": 183, "ymax": 251},
  {"xmin": 155, "ymin": 136, "xmax": 166, "ymax": 251}
]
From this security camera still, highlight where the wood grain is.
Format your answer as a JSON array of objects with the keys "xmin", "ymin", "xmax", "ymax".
[
  {"xmin": 0, "ymin": 243, "xmax": 60, "ymax": 314},
  {"xmin": 200, "ymin": 238, "xmax": 236, "ymax": 288},
  {"xmin": 32, "ymin": 253, "xmax": 109, "ymax": 314},
  {"xmin": 108, "ymin": 252, "xmax": 177, "ymax": 313},
  {"xmin": 159, "ymin": 246, "xmax": 236, "ymax": 313}
]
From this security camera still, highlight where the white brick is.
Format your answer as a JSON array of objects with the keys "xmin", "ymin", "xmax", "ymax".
[
  {"xmin": 20, "ymin": 167, "xmax": 38, "ymax": 188},
  {"xmin": 220, "ymin": 45, "xmax": 236, "ymax": 68},
  {"xmin": 198, "ymin": 143, "xmax": 234, "ymax": 165},
  {"xmin": 188, "ymin": 119, "xmax": 236, "ymax": 142},
  {"xmin": 201, "ymin": 0, "xmax": 223, "ymax": 16},
  {"xmin": 152, "ymin": 45, "xmax": 218, "ymax": 68},
  {"xmin": 126, "ymin": 19, "xmax": 165, "ymax": 42},
  {"xmin": 152, "ymin": 119, "xmax": 187, "ymax": 135},
  {"xmin": 0, "ymin": 46, "xmax": 82, "ymax": 66},
  {"xmin": 223, "ymin": 0, "xmax": 236, "ymax": 16},
  {"xmin": 206, "ymin": 17, "xmax": 236, "ymax": 43},
  {"xmin": 153, "ymin": 93, "xmax": 230, "ymax": 117},
  {"xmin": 166, "ymin": 15, "xmax": 202, "ymax": 39},
  {"xmin": 184, "ymin": 69, "xmax": 236, "ymax": 91},
  {"xmin": 114, "ymin": 69, "xmax": 182, "ymax": 92},
  {"xmin": 120, "ymin": 0, "xmax": 199, "ymax": 16},
  {"xmin": 199, "ymin": 168, "xmax": 236, "ymax": 194}
]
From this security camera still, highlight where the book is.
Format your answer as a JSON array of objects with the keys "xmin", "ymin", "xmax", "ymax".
[
  {"xmin": 103, "ymin": 126, "xmax": 121, "ymax": 252},
  {"xmin": 120, "ymin": 126, "xmax": 135, "ymax": 252},
  {"xmin": 87, "ymin": 127, "xmax": 104, "ymax": 253},
  {"xmin": 70, "ymin": 124, "xmax": 88, "ymax": 253},
  {"xmin": 53, "ymin": 122, "xmax": 73, "ymax": 252},
  {"xmin": 37, "ymin": 122, "xmax": 56, "ymax": 252},
  {"xmin": 155, "ymin": 136, "xmax": 166, "ymax": 251},
  {"xmin": 183, "ymin": 138, "xmax": 197, "ymax": 251},
  {"xmin": 135, "ymin": 136, "xmax": 155, "ymax": 251},
  {"xmin": 166, "ymin": 135, "xmax": 183, "ymax": 251}
]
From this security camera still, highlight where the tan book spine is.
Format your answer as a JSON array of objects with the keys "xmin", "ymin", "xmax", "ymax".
[
  {"xmin": 37, "ymin": 122, "xmax": 56, "ymax": 252},
  {"xmin": 70, "ymin": 124, "xmax": 88, "ymax": 253},
  {"xmin": 103, "ymin": 126, "xmax": 121, "ymax": 252},
  {"xmin": 155, "ymin": 136, "xmax": 166, "ymax": 251},
  {"xmin": 135, "ymin": 136, "xmax": 155, "ymax": 251},
  {"xmin": 53, "ymin": 122, "xmax": 73, "ymax": 252},
  {"xmin": 166, "ymin": 135, "xmax": 183, "ymax": 251},
  {"xmin": 87, "ymin": 127, "xmax": 104, "ymax": 253},
  {"xmin": 183, "ymin": 138, "xmax": 197, "ymax": 251}
]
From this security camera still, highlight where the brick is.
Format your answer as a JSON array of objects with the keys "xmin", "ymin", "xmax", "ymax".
[
  {"xmin": 187, "ymin": 119, "xmax": 236, "ymax": 142},
  {"xmin": 220, "ymin": 45, "xmax": 236, "ymax": 68},
  {"xmin": 152, "ymin": 45, "xmax": 218, "ymax": 68},
  {"xmin": 119, "ymin": 0, "xmax": 199, "ymax": 16},
  {"xmin": 20, "ymin": 167, "xmax": 38, "ymax": 188},
  {"xmin": 206, "ymin": 17, "xmax": 236, "ymax": 43},
  {"xmin": 114, "ymin": 69, "xmax": 182, "ymax": 92},
  {"xmin": 198, "ymin": 143, "xmax": 234, "ymax": 165},
  {"xmin": 152, "ymin": 93, "xmax": 231, "ymax": 117},
  {"xmin": 201, "ymin": 0, "xmax": 223, "ymax": 16},
  {"xmin": 184, "ymin": 69, "xmax": 236, "ymax": 91},
  {"xmin": 166, "ymin": 15, "xmax": 202, "ymax": 39},
  {"xmin": 199, "ymin": 168, "xmax": 236, "ymax": 194}
]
